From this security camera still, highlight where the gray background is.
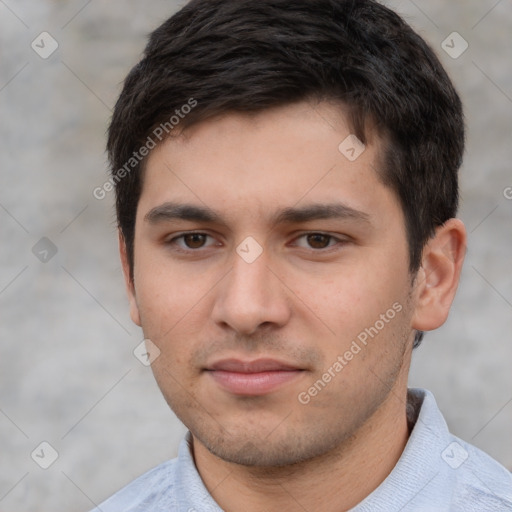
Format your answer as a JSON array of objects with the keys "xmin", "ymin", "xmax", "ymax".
[{"xmin": 0, "ymin": 1, "xmax": 511, "ymax": 510}]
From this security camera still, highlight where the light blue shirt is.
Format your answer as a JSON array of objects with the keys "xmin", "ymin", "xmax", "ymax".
[{"xmin": 91, "ymin": 388, "xmax": 512, "ymax": 511}]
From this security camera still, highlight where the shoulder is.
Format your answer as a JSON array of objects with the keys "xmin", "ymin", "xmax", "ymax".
[
  {"xmin": 450, "ymin": 435, "xmax": 512, "ymax": 511},
  {"xmin": 89, "ymin": 458, "xmax": 179, "ymax": 512},
  {"xmin": 88, "ymin": 433, "xmax": 218, "ymax": 511},
  {"xmin": 400, "ymin": 389, "xmax": 512, "ymax": 511}
]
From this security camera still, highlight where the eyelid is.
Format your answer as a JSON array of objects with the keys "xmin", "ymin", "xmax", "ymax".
[
  {"xmin": 290, "ymin": 231, "xmax": 350, "ymax": 250},
  {"xmin": 166, "ymin": 231, "xmax": 220, "ymax": 250},
  {"xmin": 164, "ymin": 230, "xmax": 350, "ymax": 252}
]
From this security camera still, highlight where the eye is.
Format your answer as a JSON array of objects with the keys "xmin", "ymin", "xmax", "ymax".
[
  {"xmin": 167, "ymin": 232, "xmax": 217, "ymax": 250},
  {"xmin": 293, "ymin": 232, "xmax": 345, "ymax": 250}
]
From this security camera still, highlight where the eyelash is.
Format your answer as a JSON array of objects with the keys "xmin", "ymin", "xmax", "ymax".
[{"xmin": 166, "ymin": 231, "xmax": 348, "ymax": 253}]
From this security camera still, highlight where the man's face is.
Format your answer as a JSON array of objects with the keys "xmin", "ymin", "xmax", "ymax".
[{"xmin": 126, "ymin": 101, "xmax": 417, "ymax": 466}]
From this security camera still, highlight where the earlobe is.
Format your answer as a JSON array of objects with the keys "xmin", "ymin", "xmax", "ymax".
[
  {"xmin": 411, "ymin": 218, "xmax": 467, "ymax": 332},
  {"xmin": 119, "ymin": 230, "xmax": 142, "ymax": 327}
]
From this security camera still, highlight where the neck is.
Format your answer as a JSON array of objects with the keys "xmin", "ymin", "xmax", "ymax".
[{"xmin": 192, "ymin": 380, "xmax": 412, "ymax": 512}]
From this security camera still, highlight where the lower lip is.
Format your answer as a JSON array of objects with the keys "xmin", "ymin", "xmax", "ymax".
[{"xmin": 207, "ymin": 370, "xmax": 303, "ymax": 396}]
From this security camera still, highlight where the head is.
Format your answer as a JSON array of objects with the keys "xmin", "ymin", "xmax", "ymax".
[{"xmin": 107, "ymin": 0, "xmax": 466, "ymax": 467}]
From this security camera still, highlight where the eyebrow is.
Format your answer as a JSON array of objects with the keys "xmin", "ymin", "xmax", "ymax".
[
  {"xmin": 145, "ymin": 202, "xmax": 221, "ymax": 224},
  {"xmin": 144, "ymin": 201, "xmax": 371, "ymax": 227},
  {"xmin": 271, "ymin": 203, "xmax": 370, "ymax": 226}
]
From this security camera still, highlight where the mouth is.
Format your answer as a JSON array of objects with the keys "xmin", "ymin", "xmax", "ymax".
[{"xmin": 204, "ymin": 358, "xmax": 306, "ymax": 396}]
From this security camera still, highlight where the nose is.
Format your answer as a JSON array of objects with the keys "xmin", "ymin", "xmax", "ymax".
[{"xmin": 211, "ymin": 248, "xmax": 291, "ymax": 336}]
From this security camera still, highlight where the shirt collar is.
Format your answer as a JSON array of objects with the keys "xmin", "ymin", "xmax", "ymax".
[
  {"xmin": 350, "ymin": 388, "xmax": 454, "ymax": 511},
  {"xmin": 174, "ymin": 388, "xmax": 453, "ymax": 512}
]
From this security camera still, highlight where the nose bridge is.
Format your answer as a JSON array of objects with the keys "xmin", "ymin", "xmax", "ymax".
[
  {"xmin": 212, "ymin": 245, "xmax": 290, "ymax": 334},
  {"xmin": 228, "ymin": 247, "xmax": 274, "ymax": 306}
]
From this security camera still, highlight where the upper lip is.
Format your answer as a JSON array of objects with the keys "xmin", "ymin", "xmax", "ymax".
[{"xmin": 207, "ymin": 358, "xmax": 303, "ymax": 373}]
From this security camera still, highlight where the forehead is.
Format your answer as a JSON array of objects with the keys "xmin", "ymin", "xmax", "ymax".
[{"xmin": 137, "ymin": 101, "xmax": 399, "ymax": 229}]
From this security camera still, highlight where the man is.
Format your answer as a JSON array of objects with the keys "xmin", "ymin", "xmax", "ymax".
[{"xmin": 93, "ymin": 0, "xmax": 512, "ymax": 510}]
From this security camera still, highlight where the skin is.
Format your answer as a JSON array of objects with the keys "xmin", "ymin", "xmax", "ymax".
[{"xmin": 120, "ymin": 101, "xmax": 466, "ymax": 512}]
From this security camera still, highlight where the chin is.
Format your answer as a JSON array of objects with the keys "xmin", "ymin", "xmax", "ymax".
[{"xmin": 191, "ymin": 422, "xmax": 347, "ymax": 468}]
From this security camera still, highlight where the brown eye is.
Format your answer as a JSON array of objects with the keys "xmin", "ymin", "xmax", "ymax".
[
  {"xmin": 183, "ymin": 233, "xmax": 208, "ymax": 248},
  {"xmin": 306, "ymin": 233, "xmax": 332, "ymax": 249}
]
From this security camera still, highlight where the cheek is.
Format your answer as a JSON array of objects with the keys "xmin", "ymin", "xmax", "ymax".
[
  {"xmin": 134, "ymin": 243, "xmax": 199, "ymax": 313},
  {"xmin": 132, "ymin": 254, "xmax": 217, "ymax": 364},
  {"xmin": 294, "ymin": 258, "xmax": 409, "ymax": 346},
  {"xmin": 133, "ymin": 262, "xmax": 193, "ymax": 344}
]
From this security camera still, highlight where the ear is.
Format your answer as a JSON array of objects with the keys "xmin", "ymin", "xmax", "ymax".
[
  {"xmin": 119, "ymin": 229, "xmax": 141, "ymax": 327},
  {"xmin": 411, "ymin": 218, "xmax": 467, "ymax": 332}
]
